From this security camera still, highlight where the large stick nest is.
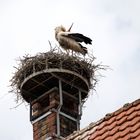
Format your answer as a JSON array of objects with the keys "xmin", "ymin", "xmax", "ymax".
[{"xmin": 10, "ymin": 48, "xmax": 104, "ymax": 103}]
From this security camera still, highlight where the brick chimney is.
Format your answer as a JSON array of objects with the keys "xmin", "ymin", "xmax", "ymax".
[
  {"xmin": 13, "ymin": 51, "xmax": 94, "ymax": 140},
  {"xmin": 21, "ymin": 69, "xmax": 89, "ymax": 139}
]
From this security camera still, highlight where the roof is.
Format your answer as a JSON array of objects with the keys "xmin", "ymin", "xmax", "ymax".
[{"xmin": 66, "ymin": 98, "xmax": 140, "ymax": 140}]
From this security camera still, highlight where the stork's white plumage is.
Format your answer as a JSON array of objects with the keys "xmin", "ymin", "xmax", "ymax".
[{"xmin": 55, "ymin": 25, "xmax": 92, "ymax": 55}]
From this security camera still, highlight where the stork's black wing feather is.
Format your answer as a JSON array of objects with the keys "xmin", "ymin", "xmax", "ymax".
[{"xmin": 67, "ymin": 33, "xmax": 92, "ymax": 44}]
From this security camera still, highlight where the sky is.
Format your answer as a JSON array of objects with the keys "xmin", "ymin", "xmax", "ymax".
[{"xmin": 0, "ymin": 0, "xmax": 140, "ymax": 139}]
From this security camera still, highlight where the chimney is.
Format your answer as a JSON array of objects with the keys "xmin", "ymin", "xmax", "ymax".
[{"xmin": 11, "ymin": 50, "xmax": 96, "ymax": 140}]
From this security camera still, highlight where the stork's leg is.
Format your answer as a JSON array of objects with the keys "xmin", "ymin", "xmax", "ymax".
[
  {"xmin": 84, "ymin": 55, "xmax": 86, "ymax": 60},
  {"xmin": 72, "ymin": 50, "xmax": 73, "ymax": 56},
  {"xmin": 66, "ymin": 49, "xmax": 69, "ymax": 55}
]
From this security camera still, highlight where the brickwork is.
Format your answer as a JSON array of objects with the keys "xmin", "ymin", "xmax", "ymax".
[
  {"xmin": 32, "ymin": 90, "xmax": 59, "ymax": 140},
  {"xmin": 60, "ymin": 115, "xmax": 77, "ymax": 137},
  {"xmin": 31, "ymin": 88, "xmax": 81, "ymax": 140},
  {"xmin": 33, "ymin": 112, "xmax": 57, "ymax": 140}
]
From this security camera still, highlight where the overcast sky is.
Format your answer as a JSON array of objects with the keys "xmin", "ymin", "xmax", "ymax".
[{"xmin": 0, "ymin": 0, "xmax": 140, "ymax": 139}]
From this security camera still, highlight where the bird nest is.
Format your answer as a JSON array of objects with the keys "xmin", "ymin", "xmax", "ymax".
[{"xmin": 10, "ymin": 48, "xmax": 104, "ymax": 103}]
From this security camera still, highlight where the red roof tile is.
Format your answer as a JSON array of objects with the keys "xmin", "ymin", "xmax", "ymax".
[{"xmin": 66, "ymin": 99, "xmax": 140, "ymax": 140}]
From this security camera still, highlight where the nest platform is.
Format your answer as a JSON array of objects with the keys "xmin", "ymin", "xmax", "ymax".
[{"xmin": 10, "ymin": 49, "xmax": 99, "ymax": 103}]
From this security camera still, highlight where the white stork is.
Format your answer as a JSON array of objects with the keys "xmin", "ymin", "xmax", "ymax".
[{"xmin": 55, "ymin": 24, "xmax": 92, "ymax": 55}]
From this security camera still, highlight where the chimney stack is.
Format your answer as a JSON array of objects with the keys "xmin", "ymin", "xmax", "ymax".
[{"xmin": 11, "ymin": 50, "xmax": 96, "ymax": 140}]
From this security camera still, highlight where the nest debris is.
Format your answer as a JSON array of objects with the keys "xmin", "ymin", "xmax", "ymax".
[{"xmin": 10, "ymin": 47, "xmax": 105, "ymax": 103}]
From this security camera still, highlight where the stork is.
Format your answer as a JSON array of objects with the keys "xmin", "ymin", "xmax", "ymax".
[{"xmin": 55, "ymin": 24, "xmax": 92, "ymax": 55}]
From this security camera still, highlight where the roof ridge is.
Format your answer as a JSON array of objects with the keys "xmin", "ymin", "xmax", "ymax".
[
  {"xmin": 90, "ymin": 98, "xmax": 140, "ymax": 128},
  {"xmin": 114, "ymin": 98, "xmax": 140, "ymax": 116},
  {"xmin": 101, "ymin": 98, "xmax": 140, "ymax": 119}
]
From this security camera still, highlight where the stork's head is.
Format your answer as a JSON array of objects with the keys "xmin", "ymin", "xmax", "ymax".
[
  {"xmin": 55, "ymin": 25, "xmax": 66, "ymax": 41},
  {"xmin": 55, "ymin": 25, "xmax": 66, "ymax": 34}
]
